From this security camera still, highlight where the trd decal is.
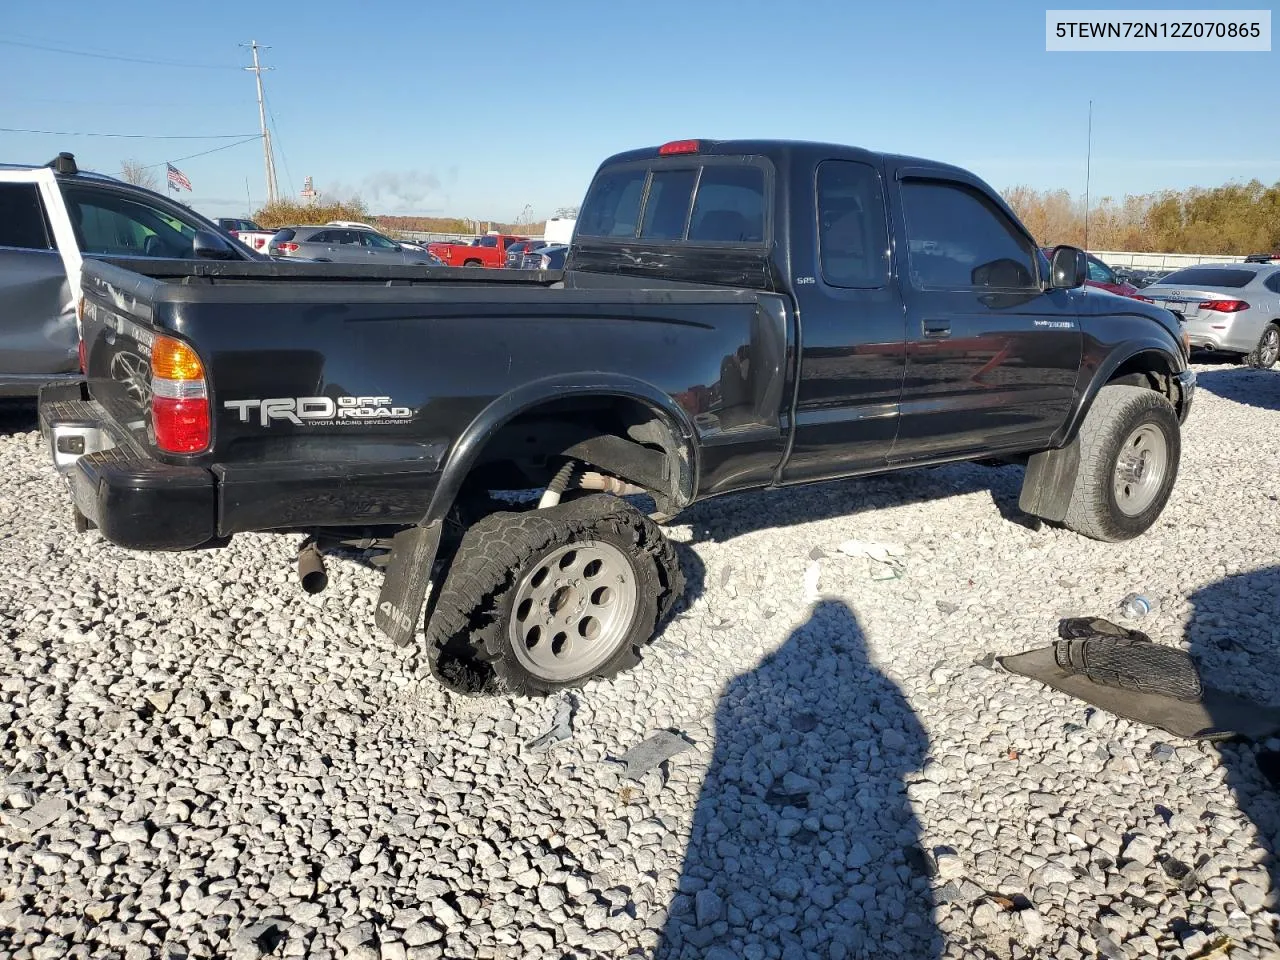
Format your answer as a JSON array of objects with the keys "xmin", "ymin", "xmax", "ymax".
[{"xmin": 224, "ymin": 395, "xmax": 413, "ymax": 427}]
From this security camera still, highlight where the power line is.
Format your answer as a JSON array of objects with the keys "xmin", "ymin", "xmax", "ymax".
[
  {"xmin": 21, "ymin": 95, "xmax": 242, "ymax": 108},
  {"xmin": 0, "ymin": 37, "xmax": 238, "ymax": 70},
  {"xmin": 0, "ymin": 127, "xmax": 259, "ymax": 139},
  {"xmin": 139, "ymin": 135, "xmax": 264, "ymax": 170}
]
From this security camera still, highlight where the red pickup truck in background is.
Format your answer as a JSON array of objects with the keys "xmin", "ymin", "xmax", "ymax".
[{"xmin": 428, "ymin": 233, "xmax": 528, "ymax": 268}]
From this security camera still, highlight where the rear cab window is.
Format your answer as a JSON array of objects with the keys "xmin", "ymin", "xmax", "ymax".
[{"xmin": 578, "ymin": 156, "xmax": 769, "ymax": 245}]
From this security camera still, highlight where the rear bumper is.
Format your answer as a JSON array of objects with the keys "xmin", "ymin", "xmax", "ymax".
[
  {"xmin": 1184, "ymin": 313, "xmax": 1263, "ymax": 354},
  {"xmin": 39, "ymin": 380, "xmax": 441, "ymax": 552},
  {"xmin": 39, "ymin": 384, "xmax": 216, "ymax": 550}
]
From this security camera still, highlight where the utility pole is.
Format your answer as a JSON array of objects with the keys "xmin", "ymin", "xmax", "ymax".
[
  {"xmin": 243, "ymin": 41, "xmax": 279, "ymax": 206},
  {"xmin": 1083, "ymin": 99, "xmax": 1093, "ymax": 251}
]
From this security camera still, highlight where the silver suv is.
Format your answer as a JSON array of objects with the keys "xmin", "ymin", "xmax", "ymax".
[{"xmin": 268, "ymin": 225, "xmax": 443, "ymax": 265}]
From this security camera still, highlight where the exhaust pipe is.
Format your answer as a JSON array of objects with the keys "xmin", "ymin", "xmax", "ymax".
[
  {"xmin": 538, "ymin": 460, "xmax": 647, "ymax": 508},
  {"xmin": 298, "ymin": 540, "xmax": 328, "ymax": 594},
  {"xmin": 577, "ymin": 470, "xmax": 646, "ymax": 497}
]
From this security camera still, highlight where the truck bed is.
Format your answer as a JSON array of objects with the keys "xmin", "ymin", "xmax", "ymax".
[{"xmin": 72, "ymin": 258, "xmax": 794, "ymax": 543}]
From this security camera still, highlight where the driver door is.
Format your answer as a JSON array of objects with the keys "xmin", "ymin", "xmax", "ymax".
[{"xmin": 888, "ymin": 170, "xmax": 1081, "ymax": 461}]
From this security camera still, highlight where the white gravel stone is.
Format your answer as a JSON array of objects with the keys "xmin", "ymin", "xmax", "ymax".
[{"xmin": 0, "ymin": 364, "xmax": 1277, "ymax": 958}]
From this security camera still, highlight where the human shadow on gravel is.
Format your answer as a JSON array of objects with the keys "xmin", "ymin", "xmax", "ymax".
[
  {"xmin": 656, "ymin": 599, "xmax": 941, "ymax": 959},
  {"xmin": 681, "ymin": 461, "xmax": 1029, "ymax": 545},
  {"xmin": 1193, "ymin": 368, "xmax": 1280, "ymax": 413},
  {"xmin": 1185, "ymin": 566, "xmax": 1280, "ymax": 912},
  {"xmin": 0, "ymin": 400, "xmax": 38, "ymax": 435}
]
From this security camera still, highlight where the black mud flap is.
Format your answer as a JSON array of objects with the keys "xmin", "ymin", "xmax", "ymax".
[
  {"xmin": 1018, "ymin": 438, "xmax": 1080, "ymax": 523},
  {"xmin": 375, "ymin": 520, "xmax": 443, "ymax": 647}
]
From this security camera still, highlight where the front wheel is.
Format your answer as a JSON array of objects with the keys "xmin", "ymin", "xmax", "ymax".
[
  {"xmin": 1061, "ymin": 385, "xmax": 1180, "ymax": 542},
  {"xmin": 1246, "ymin": 323, "xmax": 1280, "ymax": 369},
  {"xmin": 424, "ymin": 494, "xmax": 684, "ymax": 696}
]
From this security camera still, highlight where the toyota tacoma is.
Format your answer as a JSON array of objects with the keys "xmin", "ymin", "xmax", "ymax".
[{"xmin": 40, "ymin": 138, "xmax": 1195, "ymax": 696}]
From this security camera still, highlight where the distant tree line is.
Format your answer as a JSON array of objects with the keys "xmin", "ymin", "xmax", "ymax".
[
  {"xmin": 1002, "ymin": 180, "xmax": 1280, "ymax": 254},
  {"xmin": 251, "ymin": 199, "xmax": 373, "ymax": 230}
]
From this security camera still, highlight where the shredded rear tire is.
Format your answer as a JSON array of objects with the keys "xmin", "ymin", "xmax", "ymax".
[{"xmin": 424, "ymin": 494, "xmax": 684, "ymax": 696}]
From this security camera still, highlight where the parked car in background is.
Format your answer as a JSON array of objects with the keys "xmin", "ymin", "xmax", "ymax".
[
  {"xmin": 216, "ymin": 217, "xmax": 262, "ymax": 234},
  {"xmin": 519, "ymin": 243, "xmax": 569, "ymax": 270},
  {"xmin": 269, "ymin": 226, "xmax": 443, "ymax": 265},
  {"xmin": 1139, "ymin": 262, "xmax": 1280, "ymax": 368},
  {"xmin": 503, "ymin": 240, "xmax": 543, "ymax": 268},
  {"xmin": 1127, "ymin": 269, "xmax": 1170, "ymax": 288},
  {"xmin": 428, "ymin": 233, "xmax": 527, "ymax": 267},
  {"xmin": 217, "ymin": 218, "xmax": 276, "ymax": 254},
  {"xmin": 0, "ymin": 152, "xmax": 258, "ymax": 396},
  {"xmin": 1040, "ymin": 248, "xmax": 1140, "ymax": 298},
  {"xmin": 323, "ymin": 220, "xmax": 430, "ymax": 253},
  {"xmin": 542, "ymin": 217, "xmax": 576, "ymax": 246}
]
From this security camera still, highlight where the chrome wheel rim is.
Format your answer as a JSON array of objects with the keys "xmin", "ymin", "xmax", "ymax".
[
  {"xmin": 1113, "ymin": 423, "xmax": 1168, "ymax": 516},
  {"xmin": 1262, "ymin": 328, "xmax": 1279, "ymax": 366},
  {"xmin": 508, "ymin": 539, "xmax": 638, "ymax": 681}
]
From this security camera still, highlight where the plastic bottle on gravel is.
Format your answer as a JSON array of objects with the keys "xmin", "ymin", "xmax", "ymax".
[{"xmin": 1119, "ymin": 592, "xmax": 1151, "ymax": 619}]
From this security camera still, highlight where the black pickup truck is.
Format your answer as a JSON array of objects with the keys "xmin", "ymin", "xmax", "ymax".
[{"xmin": 40, "ymin": 138, "xmax": 1195, "ymax": 696}]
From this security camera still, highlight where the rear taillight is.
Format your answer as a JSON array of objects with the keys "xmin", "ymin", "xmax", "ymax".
[
  {"xmin": 150, "ymin": 335, "xmax": 209, "ymax": 454},
  {"xmin": 78, "ymin": 340, "xmax": 87, "ymax": 374},
  {"xmin": 277, "ymin": 242, "xmax": 299, "ymax": 253},
  {"xmin": 1132, "ymin": 294, "xmax": 1153, "ymax": 302},
  {"xmin": 1200, "ymin": 300, "xmax": 1249, "ymax": 312}
]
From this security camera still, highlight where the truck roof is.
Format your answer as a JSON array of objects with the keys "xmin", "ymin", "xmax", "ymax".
[{"xmin": 598, "ymin": 138, "xmax": 976, "ymax": 181}]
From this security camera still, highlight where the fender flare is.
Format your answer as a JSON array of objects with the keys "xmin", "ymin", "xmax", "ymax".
[
  {"xmin": 1058, "ymin": 340, "xmax": 1184, "ymax": 446},
  {"xmin": 421, "ymin": 373, "xmax": 699, "ymax": 527},
  {"xmin": 1022, "ymin": 340, "xmax": 1184, "ymax": 524}
]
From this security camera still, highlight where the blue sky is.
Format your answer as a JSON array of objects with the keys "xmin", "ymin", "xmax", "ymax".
[{"xmin": 1, "ymin": 0, "xmax": 1273, "ymax": 221}]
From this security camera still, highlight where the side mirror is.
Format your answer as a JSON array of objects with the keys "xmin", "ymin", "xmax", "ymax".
[
  {"xmin": 1048, "ymin": 245, "xmax": 1087, "ymax": 289},
  {"xmin": 193, "ymin": 230, "xmax": 236, "ymax": 260}
]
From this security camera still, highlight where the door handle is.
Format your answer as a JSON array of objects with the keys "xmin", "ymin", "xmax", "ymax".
[{"xmin": 922, "ymin": 319, "xmax": 951, "ymax": 338}]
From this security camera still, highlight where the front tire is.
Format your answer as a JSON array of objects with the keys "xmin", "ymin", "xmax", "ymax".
[
  {"xmin": 1246, "ymin": 323, "xmax": 1280, "ymax": 369},
  {"xmin": 424, "ymin": 494, "xmax": 684, "ymax": 696},
  {"xmin": 1061, "ymin": 385, "xmax": 1180, "ymax": 542}
]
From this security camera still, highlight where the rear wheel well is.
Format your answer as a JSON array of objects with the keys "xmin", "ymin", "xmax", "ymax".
[{"xmin": 454, "ymin": 395, "xmax": 689, "ymax": 520}]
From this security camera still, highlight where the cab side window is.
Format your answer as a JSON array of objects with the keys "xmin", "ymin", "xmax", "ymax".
[
  {"xmin": 63, "ymin": 185, "xmax": 198, "ymax": 259},
  {"xmin": 900, "ymin": 179, "xmax": 1037, "ymax": 291},
  {"xmin": 816, "ymin": 161, "xmax": 889, "ymax": 288}
]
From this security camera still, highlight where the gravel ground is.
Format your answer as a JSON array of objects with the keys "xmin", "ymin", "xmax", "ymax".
[{"xmin": 1, "ymin": 363, "xmax": 1279, "ymax": 960}]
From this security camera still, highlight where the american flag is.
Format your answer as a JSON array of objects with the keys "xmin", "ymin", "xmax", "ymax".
[{"xmin": 166, "ymin": 163, "xmax": 192, "ymax": 191}]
